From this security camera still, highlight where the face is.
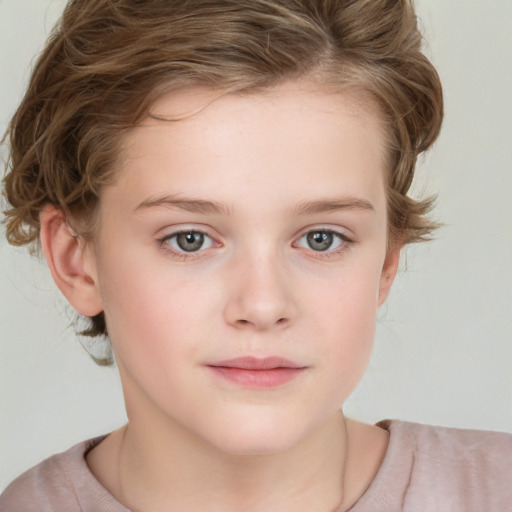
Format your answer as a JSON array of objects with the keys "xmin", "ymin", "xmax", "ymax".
[{"xmin": 87, "ymin": 82, "xmax": 398, "ymax": 455}]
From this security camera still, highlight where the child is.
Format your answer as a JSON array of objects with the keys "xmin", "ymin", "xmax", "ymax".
[{"xmin": 1, "ymin": 0, "xmax": 511, "ymax": 510}]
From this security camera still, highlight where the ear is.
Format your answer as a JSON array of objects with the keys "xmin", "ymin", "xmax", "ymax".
[
  {"xmin": 378, "ymin": 247, "xmax": 401, "ymax": 306},
  {"xmin": 40, "ymin": 205, "xmax": 103, "ymax": 317}
]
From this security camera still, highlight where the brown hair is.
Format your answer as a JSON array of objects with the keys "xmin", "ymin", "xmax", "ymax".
[{"xmin": 2, "ymin": 0, "xmax": 443, "ymax": 358}]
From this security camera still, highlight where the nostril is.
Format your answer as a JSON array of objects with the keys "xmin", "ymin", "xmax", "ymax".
[{"xmin": 276, "ymin": 318, "xmax": 287, "ymax": 324}]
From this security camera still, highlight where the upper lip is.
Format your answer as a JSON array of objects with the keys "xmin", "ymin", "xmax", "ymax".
[{"xmin": 208, "ymin": 356, "xmax": 305, "ymax": 370}]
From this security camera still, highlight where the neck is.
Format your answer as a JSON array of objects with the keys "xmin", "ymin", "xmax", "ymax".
[{"xmin": 115, "ymin": 410, "xmax": 349, "ymax": 512}]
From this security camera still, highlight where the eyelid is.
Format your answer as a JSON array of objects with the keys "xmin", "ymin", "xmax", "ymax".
[
  {"xmin": 292, "ymin": 226, "xmax": 354, "ymax": 256},
  {"xmin": 157, "ymin": 226, "xmax": 221, "ymax": 259},
  {"xmin": 157, "ymin": 223, "xmax": 218, "ymax": 240},
  {"xmin": 156, "ymin": 224, "xmax": 353, "ymax": 261},
  {"xmin": 293, "ymin": 225, "xmax": 353, "ymax": 243}
]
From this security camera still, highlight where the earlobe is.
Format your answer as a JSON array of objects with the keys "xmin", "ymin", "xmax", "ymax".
[
  {"xmin": 378, "ymin": 247, "xmax": 401, "ymax": 306},
  {"xmin": 40, "ymin": 205, "xmax": 103, "ymax": 317}
]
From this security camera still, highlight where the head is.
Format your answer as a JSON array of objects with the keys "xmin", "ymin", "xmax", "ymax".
[{"xmin": 3, "ymin": 0, "xmax": 442, "ymax": 367}]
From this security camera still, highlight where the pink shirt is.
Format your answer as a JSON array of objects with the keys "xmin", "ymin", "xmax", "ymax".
[{"xmin": 1, "ymin": 420, "xmax": 511, "ymax": 511}]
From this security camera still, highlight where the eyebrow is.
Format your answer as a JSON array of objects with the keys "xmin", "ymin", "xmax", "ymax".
[
  {"xmin": 134, "ymin": 195, "xmax": 231, "ymax": 215},
  {"xmin": 134, "ymin": 194, "xmax": 374, "ymax": 216},
  {"xmin": 293, "ymin": 197, "xmax": 375, "ymax": 215}
]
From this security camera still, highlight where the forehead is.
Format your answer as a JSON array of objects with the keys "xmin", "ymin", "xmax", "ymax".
[{"xmin": 109, "ymin": 82, "xmax": 388, "ymax": 216}]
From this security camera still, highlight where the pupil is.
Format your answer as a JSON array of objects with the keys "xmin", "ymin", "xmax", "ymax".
[
  {"xmin": 177, "ymin": 232, "xmax": 204, "ymax": 252},
  {"xmin": 307, "ymin": 231, "xmax": 332, "ymax": 251}
]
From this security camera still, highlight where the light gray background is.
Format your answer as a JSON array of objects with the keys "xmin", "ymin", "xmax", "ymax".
[{"xmin": 1, "ymin": 0, "xmax": 511, "ymax": 490}]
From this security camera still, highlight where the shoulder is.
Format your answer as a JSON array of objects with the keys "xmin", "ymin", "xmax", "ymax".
[
  {"xmin": 380, "ymin": 420, "xmax": 512, "ymax": 510},
  {"xmin": 0, "ymin": 436, "xmax": 125, "ymax": 512},
  {"xmin": 382, "ymin": 419, "xmax": 512, "ymax": 469},
  {"xmin": 0, "ymin": 443, "xmax": 85, "ymax": 511}
]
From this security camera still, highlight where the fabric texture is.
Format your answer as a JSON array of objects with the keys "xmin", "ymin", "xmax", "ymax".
[
  {"xmin": 345, "ymin": 420, "xmax": 512, "ymax": 512},
  {"xmin": 1, "ymin": 420, "xmax": 511, "ymax": 511}
]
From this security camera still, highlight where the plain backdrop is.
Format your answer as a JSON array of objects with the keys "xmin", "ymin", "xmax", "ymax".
[{"xmin": 1, "ymin": 0, "xmax": 511, "ymax": 490}]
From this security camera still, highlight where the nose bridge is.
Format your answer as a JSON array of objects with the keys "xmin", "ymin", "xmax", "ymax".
[{"xmin": 223, "ymin": 242, "xmax": 296, "ymax": 330}]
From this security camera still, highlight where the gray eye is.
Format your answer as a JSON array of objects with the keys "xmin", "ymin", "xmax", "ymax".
[
  {"xmin": 306, "ymin": 231, "xmax": 334, "ymax": 251},
  {"xmin": 175, "ymin": 231, "xmax": 207, "ymax": 252},
  {"xmin": 295, "ymin": 230, "xmax": 345, "ymax": 253}
]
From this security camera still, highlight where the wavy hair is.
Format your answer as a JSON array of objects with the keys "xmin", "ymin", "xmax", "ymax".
[{"xmin": 2, "ymin": 0, "xmax": 443, "ymax": 362}]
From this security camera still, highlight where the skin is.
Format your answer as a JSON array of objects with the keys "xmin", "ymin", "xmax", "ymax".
[{"xmin": 40, "ymin": 81, "xmax": 400, "ymax": 511}]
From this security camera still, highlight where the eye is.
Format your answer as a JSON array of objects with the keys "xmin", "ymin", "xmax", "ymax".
[
  {"xmin": 295, "ymin": 229, "xmax": 347, "ymax": 252},
  {"xmin": 161, "ymin": 230, "xmax": 214, "ymax": 253}
]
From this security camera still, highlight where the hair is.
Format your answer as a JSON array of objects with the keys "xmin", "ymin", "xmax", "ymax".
[{"xmin": 2, "ymin": 0, "xmax": 443, "ymax": 363}]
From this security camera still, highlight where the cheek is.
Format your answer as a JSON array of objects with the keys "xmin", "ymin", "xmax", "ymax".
[
  {"xmin": 313, "ymin": 259, "xmax": 381, "ymax": 331},
  {"xmin": 97, "ymin": 250, "xmax": 220, "ymax": 367},
  {"xmin": 310, "ymin": 263, "xmax": 382, "ymax": 379},
  {"xmin": 324, "ymin": 286, "xmax": 377, "ymax": 363}
]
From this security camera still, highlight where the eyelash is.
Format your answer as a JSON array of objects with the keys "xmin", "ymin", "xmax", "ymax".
[
  {"xmin": 157, "ymin": 229, "xmax": 215, "ymax": 260},
  {"xmin": 157, "ymin": 228, "xmax": 353, "ymax": 261},
  {"xmin": 293, "ymin": 229, "xmax": 353, "ymax": 259}
]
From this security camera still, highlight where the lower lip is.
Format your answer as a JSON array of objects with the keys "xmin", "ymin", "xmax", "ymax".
[{"xmin": 207, "ymin": 366, "xmax": 305, "ymax": 389}]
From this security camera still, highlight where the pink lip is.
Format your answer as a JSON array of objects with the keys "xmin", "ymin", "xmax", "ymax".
[{"xmin": 206, "ymin": 356, "xmax": 307, "ymax": 389}]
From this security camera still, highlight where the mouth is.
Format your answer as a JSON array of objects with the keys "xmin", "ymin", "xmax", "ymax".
[{"xmin": 206, "ymin": 356, "xmax": 308, "ymax": 389}]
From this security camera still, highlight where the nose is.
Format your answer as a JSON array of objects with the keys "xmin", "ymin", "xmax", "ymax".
[{"xmin": 223, "ymin": 250, "xmax": 297, "ymax": 331}]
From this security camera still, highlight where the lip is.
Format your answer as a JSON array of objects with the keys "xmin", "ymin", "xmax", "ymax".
[{"xmin": 206, "ymin": 356, "xmax": 307, "ymax": 389}]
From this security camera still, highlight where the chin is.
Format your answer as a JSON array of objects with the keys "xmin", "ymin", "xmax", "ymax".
[{"xmin": 201, "ymin": 412, "xmax": 311, "ymax": 457}]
